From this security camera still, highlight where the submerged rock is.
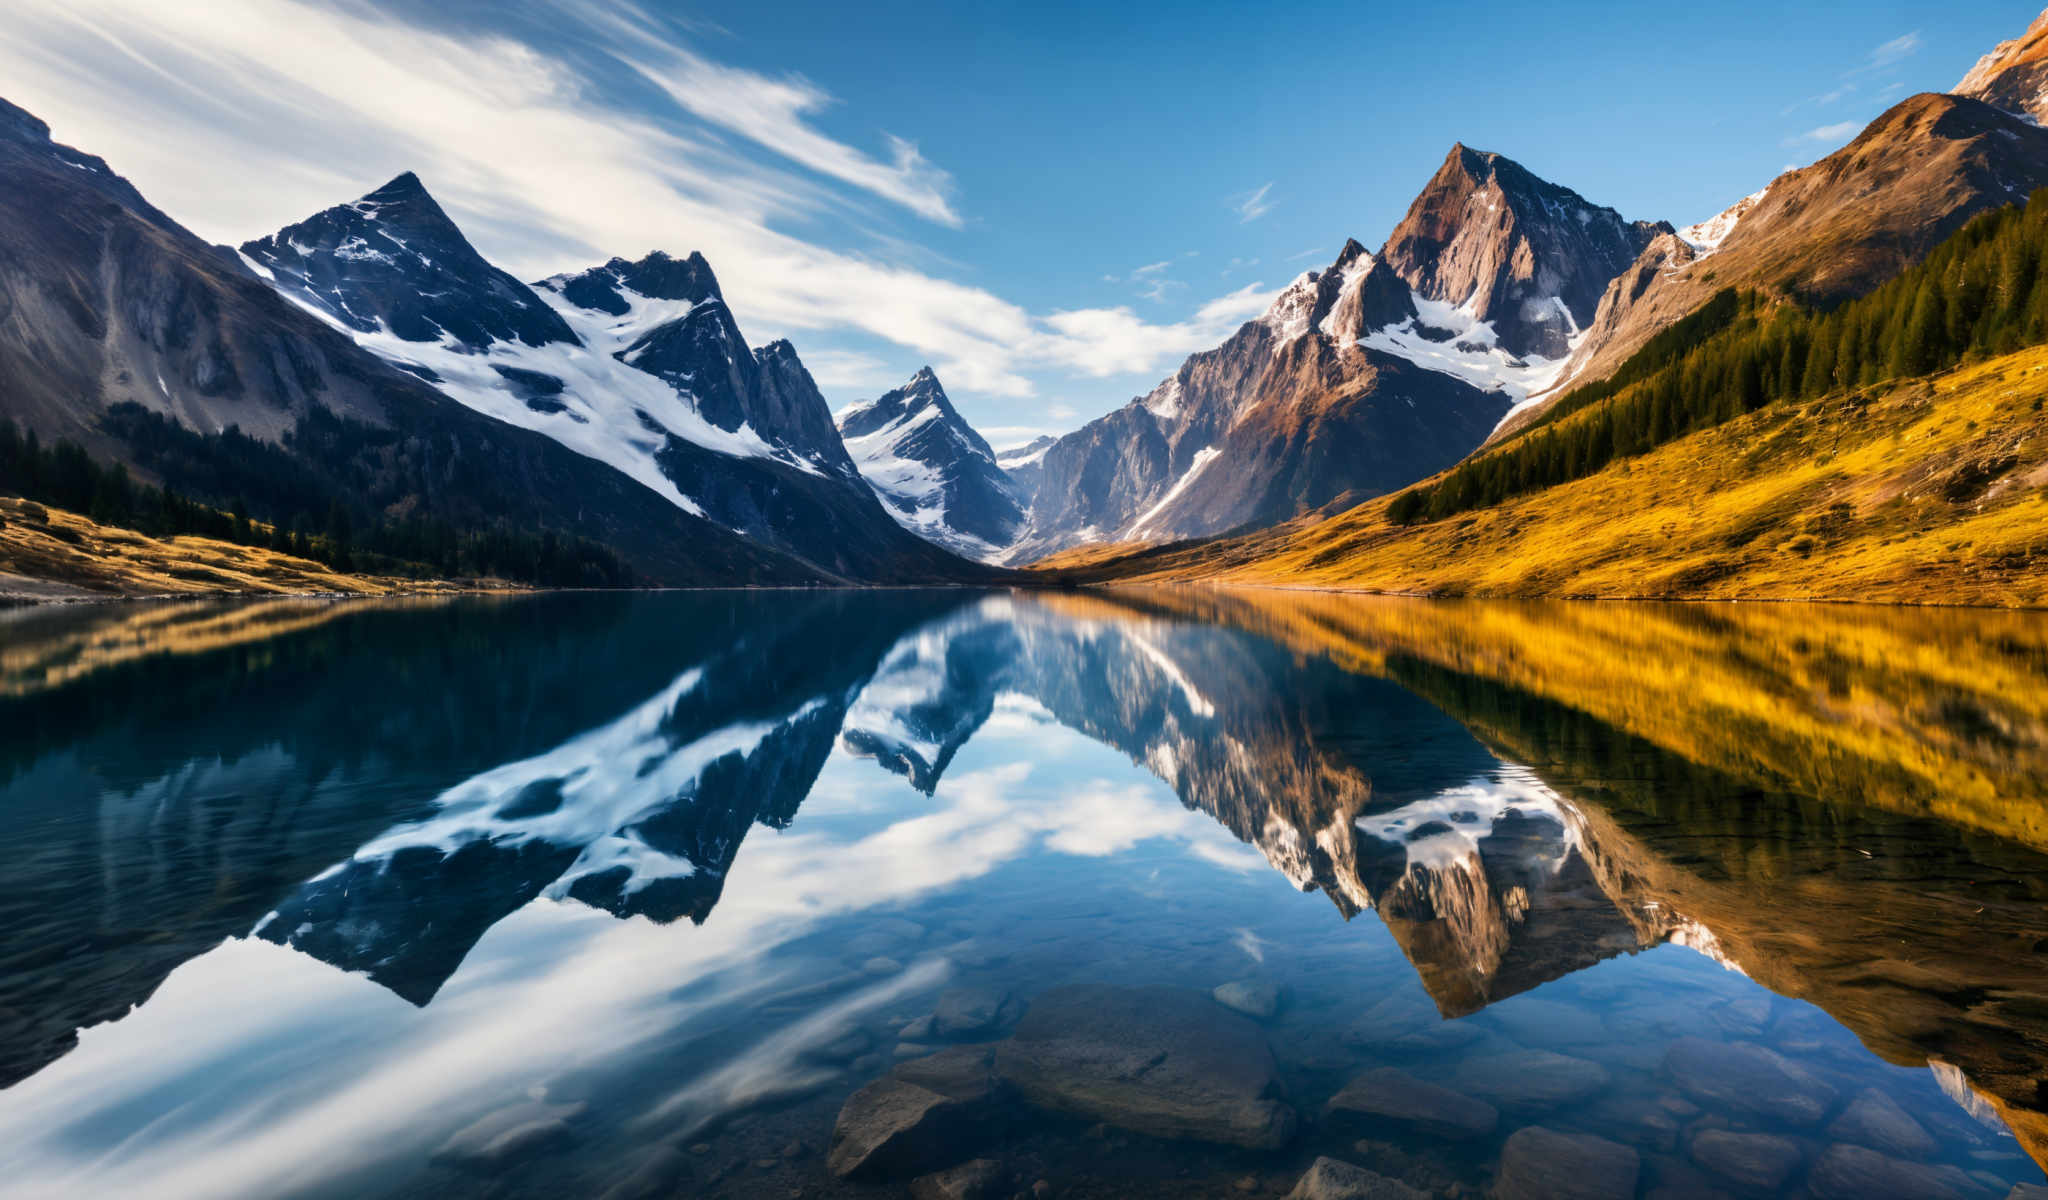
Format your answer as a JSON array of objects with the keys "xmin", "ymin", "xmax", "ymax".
[
  {"xmin": 992, "ymin": 984, "xmax": 1297, "ymax": 1149},
  {"xmin": 596, "ymin": 1143, "xmax": 688, "ymax": 1200},
  {"xmin": 893, "ymin": 1045, "xmax": 1006, "ymax": 1105},
  {"xmin": 1451, "ymin": 1048, "xmax": 1609, "ymax": 1111},
  {"xmin": 910, "ymin": 1158, "xmax": 1006, "ymax": 1200},
  {"xmin": 1214, "ymin": 980, "xmax": 1286, "ymax": 1021},
  {"xmin": 432, "ymin": 1099, "xmax": 582, "ymax": 1168},
  {"xmin": 1494, "ymin": 1127, "xmax": 1640, "ymax": 1200},
  {"xmin": 932, "ymin": 987, "xmax": 1018, "ymax": 1039},
  {"xmin": 1324, "ymin": 1068, "xmax": 1497, "ymax": 1140},
  {"xmin": 1827, "ymin": 1087, "xmax": 1938, "ymax": 1160},
  {"xmin": 1283, "ymin": 1156, "xmax": 1427, "ymax": 1199},
  {"xmin": 826, "ymin": 1079, "xmax": 978, "ymax": 1180},
  {"xmin": 1688, "ymin": 1129, "xmax": 1805, "ymax": 1194},
  {"xmin": 1808, "ymin": 1143, "xmax": 1981, "ymax": 1200},
  {"xmin": 1662, "ymin": 1037, "xmax": 1836, "ymax": 1126}
]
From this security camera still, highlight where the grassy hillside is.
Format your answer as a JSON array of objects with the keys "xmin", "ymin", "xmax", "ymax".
[
  {"xmin": 1036, "ymin": 343, "xmax": 2048, "ymax": 605},
  {"xmin": 0, "ymin": 495, "xmax": 474, "ymax": 601}
]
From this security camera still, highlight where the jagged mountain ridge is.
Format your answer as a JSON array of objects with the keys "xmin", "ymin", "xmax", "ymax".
[
  {"xmin": 836, "ymin": 367, "xmax": 1028, "ymax": 560},
  {"xmin": 0, "ymin": 96, "xmax": 813, "ymax": 586},
  {"xmin": 1502, "ymin": 88, "xmax": 2048, "ymax": 439},
  {"xmin": 244, "ymin": 175, "xmax": 980, "ymax": 582},
  {"xmin": 1009, "ymin": 150, "xmax": 1663, "ymax": 561}
]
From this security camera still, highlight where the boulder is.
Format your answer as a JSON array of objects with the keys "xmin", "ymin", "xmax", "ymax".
[
  {"xmin": 992, "ymin": 984, "xmax": 1297, "ymax": 1149},
  {"xmin": 1214, "ymin": 980, "xmax": 1286, "ymax": 1021},
  {"xmin": 1284, "ymin": 1156, "xmax": 1428, "ymax": 1200},
  {"xmin": 1826, "ymin": 1087, "xmax": 1938, "ymax": 1160},
  {"xmin": 932, "ymin": 987, "xmax": 1016, "ymax": 1039},
  {"xmin": 1662, "ymin": 1037, "xmax": 1835, "ymax": 1126},
  {"xmin": 1688, "ymin": 1129, "xmax": 1804, "ymax": 1194},
  {"xmin": 1494, "ymin": 1127, "xmax": 1640, "ymax": 1200},
  {"xmin": 911, "ymin": 1158, "xmax": 1006, "ymax": 1200},
  {"xmin": 432, "ymin": 1100, "xmax": 581, "ymax": 1167},
  {"xmin": 1325, "ymin": 1068, "xmax": 1498, "ymax": 1140},
  {"xmin": 826, "ymin": 1078, "xmax": 978, "ymax": 1180},
  {"xmin": 893, "ymin": 1045, "xmax": 1006, "ymax": 1106},
  {"xmin": 1808, "ymin": 1143, "xmax": 1980, "ymax": 1200},
  {"xmin": 1452, "ymin": 1048, "xmax": 1609, "ymax": 1111}
]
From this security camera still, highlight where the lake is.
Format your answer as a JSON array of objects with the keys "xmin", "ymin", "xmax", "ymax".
[{"xmin": 1, "ymin": 589, "xmax": 2045, "ymax": 1200}]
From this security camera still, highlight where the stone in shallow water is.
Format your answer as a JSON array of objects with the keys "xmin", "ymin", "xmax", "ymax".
[
  {"xmin": 1451, "ymin": 1048, "xmax": 1609, "ymax": 1111},
  {"xmin": 1827, "ymin": 1087, "xmax": 1939, "ymax": 1160},
  {"xmin": 1283, "ymin": 1156, "xmax": 1427, "ymax": 1200},
  {"xmin": 1214, "ymin": 980, "xmax": 1285, "ymax": 1021},
  {"xmin": 892, "ymin": 1045, "xmax": 1005, "ymax": 1105},
  {"xmin": 1688, "ymin": 1129, "xmax": 1805, "ymax": 1193},
  {"xmin": 1661, "ymin": 1036, "xmax": 1836, "ymax": 1126},
  {"xmin": 432, "ymin": 1099, "xmax": 582, "ymax": 1167},
  {"xmin": 826, "ymin": 1079, "xmax": 978, "ymax": 1180},
  {"xmin": 1479, "ymin": 995, "xmax": 1610, "ymax": 1047},
  {"xmin": 1807, "ymin": 1143, "xmax": 1982, "ymax": 1200},
  {"xmin": 1494, "ymin": 1127, "xmax": 1640, "ymax": 1200},
  {"xmin": 932, "ymin": 987, "xmax": 1016, "ymax": 1039},
  {"xmin": 992, "ymin": 984, "xmax": 1297, "ymax": 1149},
  {"xmin": 910, "ymin": 1158, "xmax": 1005, "ymax": 1200},
  {"xmin": 1324, "ymin": 1068, "xmax": 1498, "ymax": 1140}
]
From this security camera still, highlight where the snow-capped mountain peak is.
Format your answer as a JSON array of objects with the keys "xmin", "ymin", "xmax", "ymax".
[{"xmin": 837, "ymin": 367, "xmax": 1027, "ymax": 561}]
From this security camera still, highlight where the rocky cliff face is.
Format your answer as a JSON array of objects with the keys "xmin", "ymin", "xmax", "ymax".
[
  {"xmin": 244, "ymin": 178, "xmax": 980, "ymax": 582},
  {"xmin": 1380, "ymin": 145, "xmax": 1668, "ymax": 360},
  {"xmin": 837, "ymin": 367, "xmax": 1028, "ymax": 560},
  {"xmin": 0, "ymin": 96, "xmax": 811, "ymax": 586},
  {"xmin": 1502, "ymin": 91, "xmax": 2048, "ymax": 439},
  {"xmin": 1957, "ymin": 6, "xmax": 2048, "ymax": 123},
  {"xmin": 995, "ymin": 435, "xmax": 1057, "ymax": 507}
]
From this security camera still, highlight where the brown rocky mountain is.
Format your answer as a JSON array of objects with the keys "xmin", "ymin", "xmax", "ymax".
[
  {"xmin": 1011, "ymin": 154, "xmax": 1664, "ymax": 562},
  {"xmin": 1957, "ymin": 6, "xmax": 2048, "ymax": 122},
  {"xmin": 1502, "ymin": 89, "xmax": 2048, "ymax": 439}
]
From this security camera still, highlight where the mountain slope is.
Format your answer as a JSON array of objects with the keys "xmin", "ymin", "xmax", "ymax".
[
  {"xmin": 1507, "ymin": 91, "xmax": 2048, "ymax": 438},
  {"xmin": 1011, "ymin": 152, "xmax": 1663, "ymax": 562},
  {"xmin": 243, "ymin": 180, "xmax": 980, "ymax": 583},
  {"xmin": 995, "ymin": 435, "xmax": 1056, "ymax": 506},
  {"xmin": 0, "ymin": 96, "xmax": 811, "ymax": 586},
  {"xmin": 836, "ymin": 367, "xmax": 1027, "ymax": 559},
  {"xmin": 1957, "ymin": 6, "xmax": 2048, "ymax": 122}
]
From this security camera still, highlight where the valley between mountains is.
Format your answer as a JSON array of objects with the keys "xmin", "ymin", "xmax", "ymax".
[{"xmin": 7, "ymin": 10, "xmax": 2048, "ymax": 603}]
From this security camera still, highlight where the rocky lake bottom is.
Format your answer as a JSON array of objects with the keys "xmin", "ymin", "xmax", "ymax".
[{"xmin": 0, "ymin": 590, "xmax": 2044, "ymax": 1200}]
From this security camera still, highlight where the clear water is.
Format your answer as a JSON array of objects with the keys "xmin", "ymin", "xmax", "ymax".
[{"xmin": 1, "ymin": 590, "xmax": 2044, "ymax": 1200}]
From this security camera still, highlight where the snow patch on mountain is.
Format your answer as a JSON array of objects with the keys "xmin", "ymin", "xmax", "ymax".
[
  {"xmin": 1359, "ymin": 290, "xmax": 1577, "ymax": 422},
  {"xmin": 1125, "ymin": 446, "xmax": 1221, "ymax": 539},
  {"xmin": 1677, "ymin": 186, "xmax": 1770, "ymax": 258}
]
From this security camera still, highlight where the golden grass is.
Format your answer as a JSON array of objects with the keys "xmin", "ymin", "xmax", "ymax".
[
  {"xmin": 1035, "ymin": 346, "xmax": 2048, "ymax": 605},
  {"xmin": 0, "ymin": 495, "xmax": 476, "ymax": 602}
]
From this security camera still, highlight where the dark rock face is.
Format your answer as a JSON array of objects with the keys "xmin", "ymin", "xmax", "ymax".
[
  {"xmin": 1494, "ymin": 1127, "xmax": 1640, "ymax": 1200},
  {"xmin": 991, "ymin": 984, "xmax": 1297, "ymax": 1149},
  {"xmin": 837, "ymin": 368, "xmax": 1028, "ymax": 558},
  {"xmin": 0, "ymin": 96, "xmax": 811, "ymax": 587},
  {"xmin": 241, "ymin": 172, "xmax": 577, "ymax": 349},
  {"xmin": 1380, "ymin": 145, "xmax": 1668, "ymax": 359},
  {"xmin": 1013, "ymin": 150, "xmax": 1658, "ymax": 559}
]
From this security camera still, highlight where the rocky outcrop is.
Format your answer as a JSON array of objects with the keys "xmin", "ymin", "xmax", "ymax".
[{"xmin": 990, "ymin": 985, "xmax": 1297, "ymax": 1149}]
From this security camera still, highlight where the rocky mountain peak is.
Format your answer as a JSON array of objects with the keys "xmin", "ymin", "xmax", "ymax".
[
  {"xmin": 241, "ymin": 172, "xmax": 577, "ymax": 349},
  {"xmin": 836, "ymin": 367, "xmax": 1025, "ymax": 559},
  {"xmin": 1380, "ymin": 144, "xmax": 1667, "ymax": 359},
  {"xmin": 546, "ymin": 249, "xmax": 724, "ymax": 317},
  {"xmin": 1957, "ymin": 6, "xmax": 2048, "ymax": 123}
]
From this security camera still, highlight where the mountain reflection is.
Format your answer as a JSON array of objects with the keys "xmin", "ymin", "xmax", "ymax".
[{"xmin": 5, "ymin": 588, "xmax": 2048, "ymax": 1169}]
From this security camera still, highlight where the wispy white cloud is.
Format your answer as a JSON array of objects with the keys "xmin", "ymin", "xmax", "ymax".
[
  {"xmin": 1284, "ymin": 245, "xmax": 1326, "ymax": 262},
  {"xmin": 0, "ymin": 0, "xmax": 1259, "ymax": 408},
  {"xmin": 1783, "ymin": 120, "xmax": 1861, "ymax": 147},
  {"xmin": 1233, "ymin": 181, "xmax": 1275, "ymax": 223},
  {"xmin": 1865, "ymin": 31, "xmax": 1921, "ymax": 69}
]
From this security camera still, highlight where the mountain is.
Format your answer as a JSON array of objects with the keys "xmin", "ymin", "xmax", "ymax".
[
  {"xmin": 1957, "ymin": 6, "xmax": 2048, "ymax": 122},
  {"xmin": 0, "ymin": 96, "xmax": 812, "ymax": 586},
  {"xmin": 1008, "ymin": 152, "xmax": 1664, "ymax": 561},
  {"xmin": 835, "ymin": 367, "xmax": 1028, "ymax": 560},
  {"xmin": 243, "ymin": 178, "xmax": 981, "ymax": 583},
  {"xmin": 1505, "ymin": 89, "xmax": 2048, "ymax": 437},
  {"xmin": 995, "ymin": 435, "xmax": 1057, "ymax": 506}
]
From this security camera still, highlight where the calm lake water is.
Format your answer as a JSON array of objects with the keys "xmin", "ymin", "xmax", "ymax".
[{"xmin": 1, "ymin": 589, "xmax": 2045, "ymax": 1200}]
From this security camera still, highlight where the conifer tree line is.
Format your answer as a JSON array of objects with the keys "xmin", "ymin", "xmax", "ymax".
[
  {"xmin": 1388, "ymin": 188, "xmax": 2048, "ymax": 524},
  {"xmin": 0, "ymin": 409, "xmax": 630, "ymax": 587}
]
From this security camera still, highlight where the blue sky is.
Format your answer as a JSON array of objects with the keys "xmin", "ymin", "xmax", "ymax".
[{"xmin": 0, "ymin": 1, "xmax": 2031, "ymax": 443}]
